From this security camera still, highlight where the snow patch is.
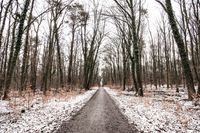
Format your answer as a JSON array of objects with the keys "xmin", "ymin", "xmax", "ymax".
[
  {"xmin": 105, "ymin": 87, "xmax": 200, "ymax": 133},
  {"xmin": 0, "ymin": 89, "xmax": 97, "ymax": 133},
  {"xmin": 0, "ymin": 101, "xmax": 13, "ymax": 114}
]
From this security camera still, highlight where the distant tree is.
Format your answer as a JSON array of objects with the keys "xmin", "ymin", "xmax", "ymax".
[
  {"xmin": 112, "ymin": 0, "xmax": 147, "ymax": 96},
  {"xmin": 30, "ymin": 17, "xmax": 43, "ymax": 92},
  {"xmin": 80, "ymin": 1, "xmax": 106, "ymax": 90},
  {"xmin": 67, "ymin": 3, "xmax": 84, "ymax": 87}
]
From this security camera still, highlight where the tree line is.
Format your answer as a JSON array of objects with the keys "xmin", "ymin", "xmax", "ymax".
[
  {"xmin": 0, "ymin": 0, "xmax": 105, "ymax": 99},
  {"xmin": 102, "ymin": 0, "xmax": 200, "ymax": 100},
  {"xmin": 0, "ymin": 0, "xmax": 199, "ymax": 101}
]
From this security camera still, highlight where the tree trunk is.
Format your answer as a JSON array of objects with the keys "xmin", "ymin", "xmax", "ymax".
[
  {"xmin": 55, "ymin": 27, "xmax": 64, "ymax": 88},
  {"xmin": 131, "ymin": 59, "xmax": 138, "ymax": 93},
  {"xmin": 164, "ymin": 0, "xmax": 196, "ymax": 100},
  {"xmin": 0, "ymin": 0, "xmax": 13, "ymax": 49},
  {"xmin": 20, "ymin": 0, "xmax": 35, "ymax": 92},
  {"xmin": 67, "ymin": 23, "xmax": 75, "ymax": 86},
  {"xmin": 3, "ymin": 0, "xmax": 31, "ymax": 100},
  {"xmin": 30, "ymin": 19, "xmax": 41, "ymax": 92}
]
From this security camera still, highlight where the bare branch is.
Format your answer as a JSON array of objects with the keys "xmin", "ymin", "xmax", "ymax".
[{"xmin": 155, "ymin": 0, "xmax": 167, "ymax": 12}]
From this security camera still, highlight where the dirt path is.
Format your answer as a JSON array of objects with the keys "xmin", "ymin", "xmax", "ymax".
[{"xmin": 56, "ymin": 88, "xmax": 138, "ymax": 133}]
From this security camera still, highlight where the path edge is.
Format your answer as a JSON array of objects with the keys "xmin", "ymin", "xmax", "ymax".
[
  {"xmin": 54, "ymin": 88, "xmax": 99, "ymax": 132},
  {"xmin": 104, "ymin": 88, "xmax": 140, "ymax": 133}
]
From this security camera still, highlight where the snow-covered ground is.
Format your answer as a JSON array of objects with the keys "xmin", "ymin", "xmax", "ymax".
[
  {"xmin": 0, "ymin": 88, "xmax": 97, "ymax": 133},
  {"xmin": 105, "ymin": 87, "xmax": 200, "ymax": 133}
]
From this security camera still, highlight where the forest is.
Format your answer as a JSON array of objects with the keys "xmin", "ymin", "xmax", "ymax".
[{"xmin": 0, "ymin": 0, "xmax": 199, "ymax": 132}]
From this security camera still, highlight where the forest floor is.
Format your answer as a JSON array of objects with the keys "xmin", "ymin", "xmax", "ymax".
[
  {"xmin": 0, "ymin": 86, "xmax": 200, "ymax": 133},
  {"xmin": 56, "ymin": 88, "xmax": 138, "ymax": 133},
  {"xmin": 106, "ymin": 86, "xmax": 200, "ymax": 132},
  {"xmin": 0, "ymin": 88, "xmax": 97, "ymax": 132}
]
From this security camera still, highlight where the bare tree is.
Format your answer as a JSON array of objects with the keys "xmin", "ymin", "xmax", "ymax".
[
  {"xmin": 20, "ymin": 0, "xmax": 35, "ymax": 93},
  {"xmin": 81, "ymin": 5, "xmax": 106, "ymax": 90},
  {"xmin": 3, "ymin": 0, "xmax": 31, "ymax": 99},
  {"xmin": 155, "ymin": 0, "xmax": 196, "ymax": 100}
]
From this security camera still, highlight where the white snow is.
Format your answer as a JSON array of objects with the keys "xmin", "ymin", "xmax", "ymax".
[
  {"xmin": 0, "ymin": 88, "xmax": 97, "ymax": 133},
  {"xmin": 0, "ymin": 101, "xmax": 13, "ymax": 114},
  {"xmin": 105, "ymin": 87, "xmax": 200, "ymax": 133}
]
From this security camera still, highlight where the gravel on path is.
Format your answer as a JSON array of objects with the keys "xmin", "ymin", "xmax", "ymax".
[{"xmin": 56, "ymin": 88, "xmax": 138, "ymax": 133}]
